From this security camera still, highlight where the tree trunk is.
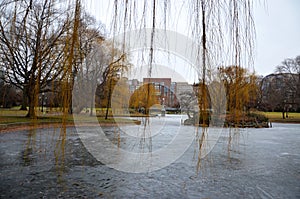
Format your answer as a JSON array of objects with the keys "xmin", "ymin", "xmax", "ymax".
[
  {"xmin": 20, "ymin": 87, "xmax": 28, "ymax": 110},
  {"xmin": 105, "ymin": 87, "xmax": 111, "ymax": 119},
  {"xmin": 68, "ymin": 76, "xmax": 74, "ymax": 114},
  {"xmin": 105, "ymin": 79, "xmax": 113, "ymax": 119},
  {"xmin": 187, "ymin": 110, "xmax": 192, "ymax": 119},
  {"xmin": 89, "ymin": 85, "xmax": 96, "ymax": 117},
  {"xmin": 26, "ymin": 94, "xmax": 36, "ymax": 118},
  {"xmin": 25, "ymin": 85, "xmax": 37, "ymax": 118},
  {"xmin": 20, "ymin": 99, "xmax": 28, "ymax": 110},
  {"xmin": 90, "ymin": 98, "xmax": 94, "ymax": 116},
  {"xmin": 68, "ymin": 95, "xmax": 73, "ymax": 114}
]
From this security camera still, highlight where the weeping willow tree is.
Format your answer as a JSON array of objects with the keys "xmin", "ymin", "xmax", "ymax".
[
  {"xmin": 104, "ymin": 0, "xmax": 256, "ymax": 171},
  {"xmin": 0, "ymin": 0, "xmax": 257, "ymax": 174},
  {"xmin": 0, "ymin": 0, "xmax": 256, "ymax": 117},
  {"xmin": 105, "ymin": 0, "xmax": 256, "ymax": 117},
  {"xmin": 219, "ymin": 66, "xmax": 258, "ymax": 110}
]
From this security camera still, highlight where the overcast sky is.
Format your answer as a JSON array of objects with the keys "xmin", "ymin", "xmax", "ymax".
[
  {"xmin": 85, "ymin": 0, "xmax": 300, "ymax": 77},
  {"xmin": 254, "ymin": 0, "xmax": 300, "ymax": 76}
]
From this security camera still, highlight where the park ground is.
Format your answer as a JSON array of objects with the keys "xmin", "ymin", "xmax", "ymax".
[
  {"xmin": 0, "ymin": 107, "xmax": 142, "ymax": 132},
  {"xmin": 0, "ymin": 107, "xmax": 300, "ymax": 132}
]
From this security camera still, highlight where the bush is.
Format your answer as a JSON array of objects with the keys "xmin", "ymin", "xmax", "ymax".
[{"xmin": 247, "ymin": 112, "xmax": 269, "ymax": 122}]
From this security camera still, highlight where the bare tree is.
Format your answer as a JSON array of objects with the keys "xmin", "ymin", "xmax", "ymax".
[
  {"xmin": 276, "ymin": 56, "xmax": 300, "ymax": 100},
  {"xmin": 0, "ymin": 0, "xmax": 74, "ymax": 117},
  {"xmin": 103, "ymin": 52, "xmax": 130, "ymax": 119},
  {"xmin": 276, "ymin": 56, "xmax": 300, "ymax": 75},
  {"xmin": 179, "ymin": 91, "xmax": 197, "ymax": 120},
  {"xmin": 73, "ymin": 38, "xmax": 109, "ymax": 115},
  {"xmin": 0, "ymin": 84, "xmax": 19, "ymax": 108},
  {"xmin": 275, "ymin": 55, "xmax": 300, "ymax": 117},
  {"xmin": 64, "ymin": 7, "xmax": 107, "ymax": 115}
]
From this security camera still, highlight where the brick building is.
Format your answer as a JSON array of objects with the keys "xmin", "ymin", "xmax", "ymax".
[{"xmin": 142, "ymin": 78, "xmax": 178, "ymax": 107}]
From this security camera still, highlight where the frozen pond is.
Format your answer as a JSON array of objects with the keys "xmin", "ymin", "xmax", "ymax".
[{"xmin": 0, "ymin": 115, "xmax": 300, "ymax": 198}]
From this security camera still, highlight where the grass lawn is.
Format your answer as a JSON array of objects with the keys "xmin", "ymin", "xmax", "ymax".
[
  {"xmin": 260, "ymin": 112, "xmax": 300, "ymax": 123},
  {"xmin": 0, "ymin": 108, "xmax": 141, "ymax": 132},
  {"xmin": 2, "ymin": 108, "xmax": 298, "ymax": 131}
]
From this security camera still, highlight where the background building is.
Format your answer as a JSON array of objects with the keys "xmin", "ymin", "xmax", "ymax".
[
  {"xmin": 127, "ymin": 77, "xmax": 195, "ymax": 109},
  {"xmin": 143, "ymin": 78, "xmax": 176, "ymax": 107}
]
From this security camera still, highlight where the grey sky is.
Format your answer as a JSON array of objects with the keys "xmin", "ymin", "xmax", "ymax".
[
  {"xmin": 85, "ymin": 0, "xmax": 300, "ymax": 77},
  {"xmin": 254, "ymin": 0, "xmax": 300, "ymax": 76}
]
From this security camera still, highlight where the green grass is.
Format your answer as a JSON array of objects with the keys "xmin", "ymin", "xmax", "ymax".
[
  {"xmin": 0, "ymin": 115, "xmax": 73, "ymax": 125},
  {"xmin": 260, "ymin": 112, "xmax": 300, "ymax": 123},
  {"xmin": 0, "ymin": 109, "xmax": 28, "ymax": 117},
  {"xmin": 0, "ymin": 108, "xmax": 141, "ymax": 131}
]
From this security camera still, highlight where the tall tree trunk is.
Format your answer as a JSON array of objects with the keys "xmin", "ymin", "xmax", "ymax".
[
  {"xmin": 64, "ymin": 0, "xmax": 80, "ymax": 116},
  {"xmin": 25, "ymin": 74, "xmax": 39, "ymax": 118},
  {"xmin": 90, "ymin": 100, "xmax": 94, "ymax": 116},
  {"xmin": 105, "ymin": 79, "xmax": 112, "ymax": 119},
  {"xmin": 26, "ymin": 89, "xmax": 36, "ymax": 118},
  {"xmin": 90, "ymin": 86, "xmax": 95, "ymax": 116},
  {"xmin": 20, "ymin": 86, "xmax": 28, "ymax": 110}
]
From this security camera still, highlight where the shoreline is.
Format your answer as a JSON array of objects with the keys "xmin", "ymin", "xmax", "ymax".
[
  {"xmin": 0, "ymin": 121, "xmax": 141, "ymax": 133},
  {"xmin": 1, "ymin": 120, "xmax": 299, "ymax": 133},
  {"xmin": 269, "ymin": 119, "xmax": 300, "ymax": 124}
]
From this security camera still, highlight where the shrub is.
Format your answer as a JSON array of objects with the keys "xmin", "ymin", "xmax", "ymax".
[{"xmin": 247, "ymin": 112, "xmax": 269, "ymax": 122}]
